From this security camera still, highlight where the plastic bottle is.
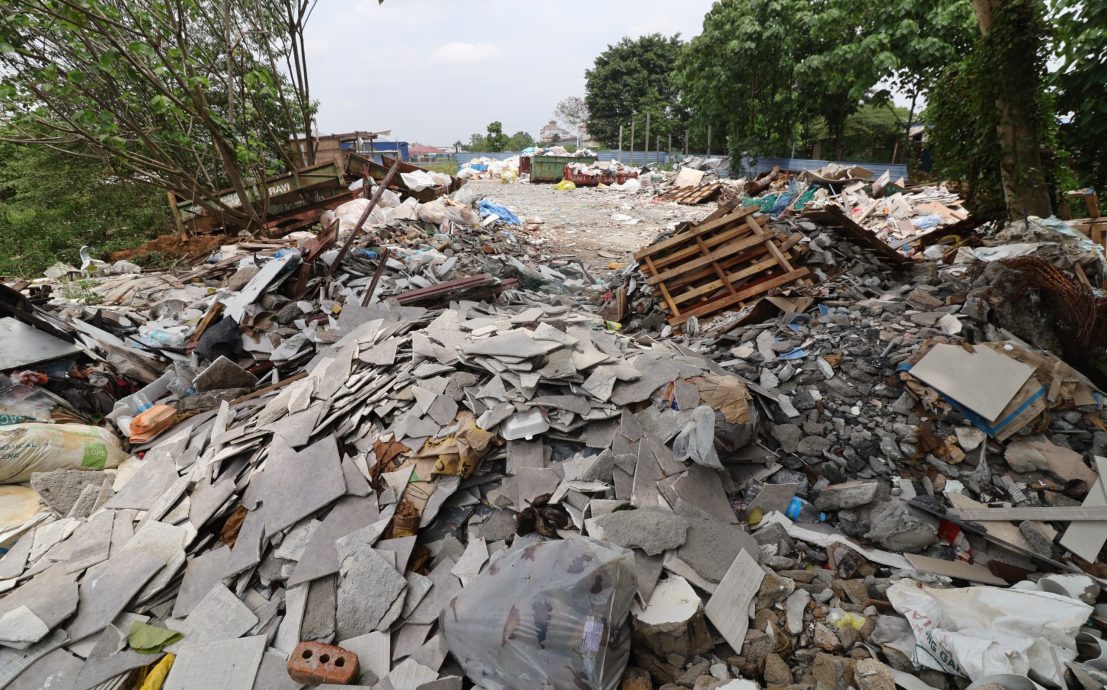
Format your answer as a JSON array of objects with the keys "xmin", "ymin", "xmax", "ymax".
[
  {"xmin": 785, "ymin": 496, "xmax": 827, "ymax": 523},
  {"xmin": 133, "ymin": 392, "xmax": 152, "ymax": 413}
]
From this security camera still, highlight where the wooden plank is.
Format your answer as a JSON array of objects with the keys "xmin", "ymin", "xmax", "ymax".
[
  {"xmin": 642, "ymin": 221, "xmax": 758, "ymax": 272},
  {"xmin": 638, "ymin": 214, "xmax": 766, "ymax": 272},
  {"xmin": 643, "ymin": 256, "xmax": 680, "ymax": 317},
  {"xmin": 662, "ymin": 244, "xmax": 772, "ymax": 294},
  {"xmin": 633, "ymin": 206, "xmax": 759, "ymax": 260},
  {"xmin": 671, "ymin": 257, "xmax": 781, "ymax": 306},
  {"xmin": 744, "ymin": 215, "xmax": 794, "ymax": 272},
  {"xmin": 669, "ymin": 268, "xmax": 811, "ymax": 325},
  {"xmin": 646, "ymin": 233, "xmax": 769, "ymax": 285}
]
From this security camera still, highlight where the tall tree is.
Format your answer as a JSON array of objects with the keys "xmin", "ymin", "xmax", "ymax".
[
  {"xmin": 864, "ymin": 0, "xmax": 976, "ymax": 164},
  {"xmin": 584, "ymin": 34, "xmax": 685, "ymax": 149},
  {"xmin": 1053, "ymin": 0, "xmax": 1107, "ymax": 191},
  {"xmin": 0, "ymin": 0, "xmax": 321, "ymax": 230},
  {"xmin": 507, "ymin": 131, "xmax": 534, "ymax": 151},
  {"xmin": 676, "ymin": 0, "xmax": 809, "ymax": 162},
  {"xmin": 554, "ymin": 96, "xmax": 589, "ymax": 135},
  {"xmin": 970, "ymin": 0, "xmax": 1052, "ymax": 218},
  {"xmin": 485, "ymin": 121, "xmax": 509, "ymax": 153}
]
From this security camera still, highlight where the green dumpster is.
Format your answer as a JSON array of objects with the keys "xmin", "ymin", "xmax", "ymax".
[{"xmin": 530, "ymin": 155, "xmax": 597, "ymax": 183}]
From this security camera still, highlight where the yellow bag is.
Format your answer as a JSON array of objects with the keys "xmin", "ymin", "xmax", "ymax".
[{"xmin": 554, "ymin": 179, "xmax": 576, "ymax": 191}]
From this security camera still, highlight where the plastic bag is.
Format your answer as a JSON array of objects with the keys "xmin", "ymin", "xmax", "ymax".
[
  {"xmin": 886, "ymin": 580, "xmax": 1090, "ymax": 687},
  {"xmin": 334, "ymin": 198, "xmax": 385, "ymax": 230},
  {"xmin": 376, "ymin": 188, "xmax": 401, "ymax": 209},
  {"xmin": 441, "ymin": 536, "xmax": 636, "ymax": 690},
  {"xmin": 478, "ymin": 200, "xmax": 521, "ymax": 226},
  {"xmin": 0, "ymin": 423, "xmax": 128, "ymax": 483},
  {"xmin": 554, "ymin": 179, "xmax": 577, "ymax": 191},
  {"xmin": 417, "ymin": 200, "xmax": 448, "ymax": 225},
  {"xmin": 400, "ymin": 170, "xmax": 437, "ymax": 192}
]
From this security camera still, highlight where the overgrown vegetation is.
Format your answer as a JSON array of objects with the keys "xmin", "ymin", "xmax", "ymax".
[
  {"xmin": 0, "ymin": 142, "xmax": 168, "ymax": 277},
  {"xmin": 0, "ymin": 0, "xmax": 321, "ymax": 229}
]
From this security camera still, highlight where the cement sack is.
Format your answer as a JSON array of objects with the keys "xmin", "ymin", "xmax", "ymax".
[
  {"xmin": 441, "ymin": 535, "xmax": 636, "ymax": 690},
  {"xmin": 444, "ymin": 203, "xmax": 479, "ymax": 227},
  {"xmin": 401, "ymin": 170, "xmax": 437, "ymax": 192},
  {"xmin": 334, "ymin": 198, "xmax": 385, "ymax": 231},
  {"xmin": 886, "ymin": 579, "xmax": 1091, "ymax": 688},
  {"xmin": 0, "ymin": 423, "xmax": 128, "ymax": 483},
  {"xmin": 417, "ymin": 200, "xmax": 447, "ymax": 225},
  {"xmin": 376, "ymin": 188, "xmax": 401, "ymax": 208}
]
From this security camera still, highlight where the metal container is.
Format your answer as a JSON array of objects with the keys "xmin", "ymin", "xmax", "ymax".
[{"xmin": 530, "ymin": 155, "xmax": 596, "ymax": 183}]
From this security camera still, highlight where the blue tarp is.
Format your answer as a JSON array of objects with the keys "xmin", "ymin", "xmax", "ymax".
[{"xmin": 479, "ymin": 200, "xmax": 521, "ymax": 225}]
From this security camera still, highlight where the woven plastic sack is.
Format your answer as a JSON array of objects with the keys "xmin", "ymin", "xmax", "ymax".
[
  {"xmin": 441, "ymin": 536, "xmax": 636, "ymax": 690},
  {"xmin": 0, "ymin": 423, "xmax": 128, "ymax": 483}
]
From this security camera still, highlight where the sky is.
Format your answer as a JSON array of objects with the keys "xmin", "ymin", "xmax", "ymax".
[{"xmin": 303, "ymin": 0, "xmax": 717, "ymax": 147}]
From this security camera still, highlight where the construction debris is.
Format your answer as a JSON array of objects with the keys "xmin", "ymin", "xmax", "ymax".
[{"xmin": 2, "ymin": 167, "xmax": 1107, "ymax": 690}]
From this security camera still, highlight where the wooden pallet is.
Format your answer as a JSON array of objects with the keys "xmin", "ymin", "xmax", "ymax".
[
  {"xmin": 635, "ymin": 205, "xmax": 811, "ymax": 325},
  {"xmin": 655, "ymin": 182, "xmax": 724, "ymax": 205}
]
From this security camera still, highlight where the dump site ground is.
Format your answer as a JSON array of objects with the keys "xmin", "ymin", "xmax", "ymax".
[{"xmin": 2, "ymin": 156, "xmax": 1107, "ymax": 690}]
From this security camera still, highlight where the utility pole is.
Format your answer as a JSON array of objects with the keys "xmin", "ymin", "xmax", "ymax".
[
  {"xmin": 668, "ymin": 133, "xmax": 672, "ymax": 162},
  {"xmin": 617, "ymin": 125, "xmax": 623, "ymax": 164},
  {"xmin": 630, "ymin": 115, "xmax": 635, "ymax": 166},
  {"xmin": 655, "ymin": 135, "xmax": 660, "ymax": 164},
  {"xmin": 644, "ymin": 113, "xmax": 651, "ymax": 164},
  {"xmin": 707, "ymin": 125, "xmax": 712, "ymax": 155},
  {"xmin": 684, "ymin": 130, "xmax": 688, "ymax": 156}
]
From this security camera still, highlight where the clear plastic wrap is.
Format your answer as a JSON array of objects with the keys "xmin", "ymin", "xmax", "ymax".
[{"xmin": 441, "ymin": 535, "xmax": 636, "ymax": 690}]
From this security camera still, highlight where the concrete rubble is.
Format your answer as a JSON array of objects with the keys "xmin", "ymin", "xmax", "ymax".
[{"xmin": 0, "ymin": 163, "xmax": 1106, "ymax": 690}]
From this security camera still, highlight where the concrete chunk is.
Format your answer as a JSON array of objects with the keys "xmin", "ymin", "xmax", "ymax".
[
  {"xmin": 814, "ymin": 480, "xmax": 880, "ymax": 511},
  {"xmin": 588, "ymin": 508, "xmax": 688, "ymax": 556}
]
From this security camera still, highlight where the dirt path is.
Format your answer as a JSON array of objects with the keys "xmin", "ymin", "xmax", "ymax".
[{"xmin": 459, "ymin": 179, "xmax": 716, "ymax": 268}]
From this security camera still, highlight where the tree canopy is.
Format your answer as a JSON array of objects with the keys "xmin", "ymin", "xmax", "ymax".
[
  {"xmin": 1053, "ymin": 0, "xmax": 1107, "ymax": 192},
  {"xmin": 0, "ymin": 0, "xmax": 320, "ymax": 229},
  {"xmin": 584, "ymin": 34, "xmax": 686, "ymax": 149}
]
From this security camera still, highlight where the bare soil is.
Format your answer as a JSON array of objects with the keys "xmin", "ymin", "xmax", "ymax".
[{"xmin": 459, "ymin": 179, "xmax": 716, "ymax": 267}]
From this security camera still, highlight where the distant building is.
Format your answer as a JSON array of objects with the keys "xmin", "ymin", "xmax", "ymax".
[
  {"xmin": 539, "ymin": 120, "xmax": 574, "ymax": 144},
  {"xmin": 297, "ymin": 131, "xmax": 408, "ymax": 165},
  {"xmin": 409, "ymin": 143, "xmax": 446, "ymax": 157},
  {"xmin": 575, "ymin": 124, "xmax": 600, "ymax": 149}
]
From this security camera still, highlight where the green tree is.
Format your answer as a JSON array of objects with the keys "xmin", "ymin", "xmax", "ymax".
[
  {"xmin": 926, "ymin": 60, "xmax": 1006, "ymax": 217},
  {"xmin": 676, "ymin": 0, "xmax": 809, "ymax": 162},
  {"xmin": 969, "ymin": 0, "xmax": 1053, "ymax": 218},
  {"xmin": 466, "ymin": 133, "xmax": 488, "ymax": 151},
  {"xmin": 0, "ymin": 0, "xmax": 321, "ymax": 231},
  {"xmin": 506, "ymin": 131, "xmax": 534, "ymax": 151},
  {"xmin": 584, "ymin": 34, "xmax": 686, "ymax": 149},
  {"xmin": 1053, "ymin": 0, "xmax": 1107, "ymax": 191},
  {"xmin": 927, "ymin": 0, "xmax": 1053, "ymax": 219},
  {"xmin": 862, "ymin": 0, "xmax": 976, "ymax": 163},
  {"xmin": 485, "ymin": 121, "xmax": 509, "ymax": 152}
]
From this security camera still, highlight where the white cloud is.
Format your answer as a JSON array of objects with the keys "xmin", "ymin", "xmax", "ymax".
[{"xmin": 428, "ymin": 42, "xmax": 503, "ymax": 65}]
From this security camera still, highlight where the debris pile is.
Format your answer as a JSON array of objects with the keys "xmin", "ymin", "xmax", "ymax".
[{"xmin": 2, "ymin": 174, "xmax": 1107, "ymax": 690}]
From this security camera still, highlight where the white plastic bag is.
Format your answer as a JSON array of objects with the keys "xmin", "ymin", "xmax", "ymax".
[
  {"xmin": 0, "ymin": 423, "xmax": 128, "ymax": 483},
  {"xmin": 417, "ymin": 200, "xmax": 447, "ymax": 225},
  {"xmin": 334, "ymin": 198, "xmax": 385, "ymax": 231},
  {"xmin": 441, "ymin": 536, "xmax": 636, "ymax": 690},
  {"xmin": 886, "ymin": 580, "xmax": 1091, "ymax": 688},
  {"xmin": 401, "ymin": 170, "xmax": 437, "ymax": 192}
]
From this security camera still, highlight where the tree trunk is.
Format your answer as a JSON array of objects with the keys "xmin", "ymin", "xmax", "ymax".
[
  {"xmin": 971, "ymin": 0, "xmax": 1052, "ymax": 219},
  {"xmin": 900, "ymin": 89, "xmax": 918, "ymax": 168}
]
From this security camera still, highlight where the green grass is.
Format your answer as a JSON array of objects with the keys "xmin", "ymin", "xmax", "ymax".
[{"xmin": 416, "ymin": 160, "xmax": 460, "ymax": 174}]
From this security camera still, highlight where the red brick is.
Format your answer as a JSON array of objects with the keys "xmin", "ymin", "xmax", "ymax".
[{"xmin": 287, "ymin": 641, "xmax": 360, "ymax": 685}]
